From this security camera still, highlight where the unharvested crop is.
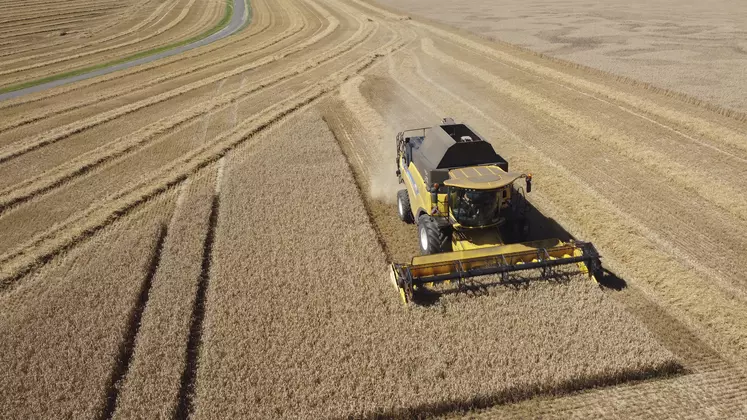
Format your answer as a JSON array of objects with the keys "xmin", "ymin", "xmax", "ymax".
[
  {"xmin": 0, "ymin": 195, "xmax": 174, "ymax": 418},
  {"xmin": 112, "ymin": 168, "xmax": 220, "ymax": 419}
]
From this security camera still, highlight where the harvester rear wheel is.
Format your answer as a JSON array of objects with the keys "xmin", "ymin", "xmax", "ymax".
[
  {"xmin": 397, "ymin": 189, "xmax": 414, "ymax": 224},
  {"xmin": 418, "ymin": 214, "xmax": 451, "ymax": 255}
]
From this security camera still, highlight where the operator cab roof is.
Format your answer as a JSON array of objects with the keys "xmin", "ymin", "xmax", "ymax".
[
  {"xmin": 443, "ymin": 166, "xmax": 524, "ymax": 190},
  {"xmin": 412, "ymin": 123, "xmax": 507, "ymax": 170}
]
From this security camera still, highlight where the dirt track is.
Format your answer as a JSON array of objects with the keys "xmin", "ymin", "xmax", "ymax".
[{"xmin": 1, "ymin": 0, "xmax": 747, "ymax": 417}]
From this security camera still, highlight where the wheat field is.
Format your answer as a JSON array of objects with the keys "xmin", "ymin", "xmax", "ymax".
[{"xmin": 2, "ymin": 0, "xmax": 747, "ymax": 418}]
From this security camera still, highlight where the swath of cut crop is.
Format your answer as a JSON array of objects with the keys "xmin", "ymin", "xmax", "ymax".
[
  {"xmin": 0, "ymin": 0, "xmax": 373, "ymax": 217},
  {"xmin": 0, "ymin": 1, "xmax": 341, "ymax": 163},
  {"xmin": 0, "ymin": 0, "xmax": 210, "ymax": 87},
  {"xmin": 0, "ymin": 0, "xmax": 177, "ymax": 66},
  {"xmin": 0, "ymin": 9, "xmax": 376, "ymax": 249},
  {"xmin": 0, "ymin": 0, "xmax": 286, "ymax": 115}
]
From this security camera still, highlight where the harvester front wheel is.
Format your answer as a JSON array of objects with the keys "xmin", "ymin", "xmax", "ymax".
[
  {"xmin": 418, "ymin": 214, "xmax": 451, "ymax": 255},
  {"xmin": 397, "ymin": 189, "xmax": 414, "ymax": 224}
]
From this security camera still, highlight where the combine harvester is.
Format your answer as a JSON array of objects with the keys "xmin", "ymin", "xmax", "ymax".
[{"xmin": 390, "ymin": 118, "xmax": 602, "ymax": 304}]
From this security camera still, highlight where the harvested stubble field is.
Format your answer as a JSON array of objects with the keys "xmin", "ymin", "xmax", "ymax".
[
  {"xmin": 1, "ymin": 0, "xmax": 747, "ymax": 418},
  {"xmin": 0, "ymin": 0, "xmax": 226, "ymax": 88},
  {"xmin": 373, "ymin": 0, "xmax": 747, "ymax": 113}
]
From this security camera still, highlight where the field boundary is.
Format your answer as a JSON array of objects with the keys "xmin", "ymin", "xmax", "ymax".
[{"xmin": 0, "ymin": 0, "xmax": 250, "ymax": 98}]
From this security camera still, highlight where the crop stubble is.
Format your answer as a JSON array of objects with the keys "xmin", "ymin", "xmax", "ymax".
[{"xmin": 373, "ymin": 0, "xmax": 747, "ymax": 113}]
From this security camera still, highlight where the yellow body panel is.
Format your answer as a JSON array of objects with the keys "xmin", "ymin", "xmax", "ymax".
[
  {"xmin": 402, "ymin": 159, "xmax": 427, "ymax": 216},
  {"xmin": 400, "ymin": 160, "xmax": 514, "ymax": 220},
  {"xmin": 412, "ymin": 238, "xmax": 564, "ymax": 266},
  {"xmin": 451, "ymin": 227, "xmax": 506, "ymax": 251}
]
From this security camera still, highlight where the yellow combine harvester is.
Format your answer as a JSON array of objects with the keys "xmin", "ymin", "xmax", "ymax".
[{"xmin": 391, "ymin": 118, "xmax": 602, "ymax": 304}]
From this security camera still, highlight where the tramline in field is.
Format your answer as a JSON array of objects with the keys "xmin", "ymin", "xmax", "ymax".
[{"xmin": 390, "ymin": 118, "xmax": 602, "ymax": 303}]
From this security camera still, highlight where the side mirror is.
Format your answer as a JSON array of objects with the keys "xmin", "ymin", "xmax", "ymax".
[{"xmin": 525, "ymin": 175, "xmax": 532, "ymax": 193}]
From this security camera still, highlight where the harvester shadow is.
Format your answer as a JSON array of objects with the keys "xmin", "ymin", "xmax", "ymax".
[
  {"xmin": 411, "ymin": 200, "xmax": 626, "ymax": 306},
  {"xmin": 520, "ymin": 201, "xmax": 627, "ymax": 290}
]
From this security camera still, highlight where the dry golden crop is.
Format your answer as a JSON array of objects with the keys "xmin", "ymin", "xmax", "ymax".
[
  {"xmin": 112, "ymin": 168, "xmax": 220, "ymax": 419},
  {"xmin": 0, "ymin": 195, "xmax": 174, "ymax": 418},
  {"xmin": 373, "ymin": 0, "xmax": 747, "ymax": 114}
]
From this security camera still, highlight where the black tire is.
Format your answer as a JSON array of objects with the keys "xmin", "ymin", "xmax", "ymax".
[
  {"xmin": 418, "ymin": 214, "xmax": 451, "ymax": 255},
  {"xmin": 397, "ymin": 189, "xmax": 414, "ymax": 224}
]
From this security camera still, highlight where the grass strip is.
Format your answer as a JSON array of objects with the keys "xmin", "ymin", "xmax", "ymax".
[{"xmin": 0, "ymin": 0, "xmax": 250, "ymax": 95}]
